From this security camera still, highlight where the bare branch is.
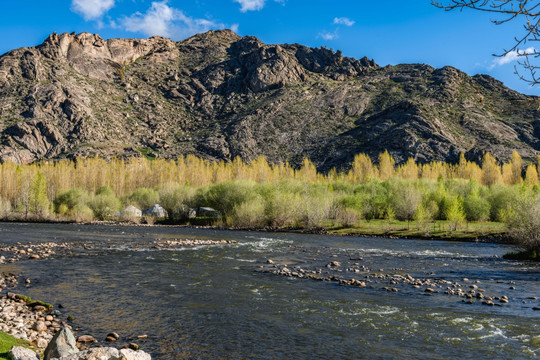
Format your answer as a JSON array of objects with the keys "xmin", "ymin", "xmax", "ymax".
[{"xmin": 432, "ymin": 0, "xmax": 540, "ymax": 85}]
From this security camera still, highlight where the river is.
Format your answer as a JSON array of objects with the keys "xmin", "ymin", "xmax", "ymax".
[{"xmin": 0, "ymin": 222, "xmax": 539, "ymax": 359}]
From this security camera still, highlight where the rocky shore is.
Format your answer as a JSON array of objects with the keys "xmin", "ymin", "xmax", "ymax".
[
  {"xmin": 260, "ymin": 252, "xmax": 540, "ymax": 311},
  {"xmin": 0, "ymin": 272, "xmax": 152, "ymax": 360},
  {"xmin": 0, "ymin": 235, "xmax": 242, "ymax": 360}
]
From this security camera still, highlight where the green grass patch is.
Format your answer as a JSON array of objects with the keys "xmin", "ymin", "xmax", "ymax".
[
  {"xmin": 503, "ymin": 250, "xmax": 539, "ymax": 261},
  {"xmin": 0, "ymin": 331, "xmax": 31, "ymax": 360},
  {"xmin": 328, "ymin": 220, "xmax": 505, "ymax": 240},
  {"xmin": 137, "ymin": 148, "xmax": 157, "ymax": 161}
]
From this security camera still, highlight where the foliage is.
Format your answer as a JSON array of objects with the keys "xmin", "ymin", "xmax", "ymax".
[
  {"xmin": 0, "ymin": 153, "xmax": 537, "ymax": 239},
  {"xmin": 463, "ymin": 192, "xmax": 491, "ymax": 222},
  {"xmin": 28, "ymin": 171, "xmax": 49, "ymax": 218},
  {"xmin": 158, "ymin": 184, "xmax": 195, "ymax": 222},
  {"xmin": 503, "ymin": 192, "xmax": 540, "ymax": 253},
  {"xmin": 445, "ymin": 196, "xmax": 466, "ymax": 231},
  {"xmin": 88, "ymin": 187, "xmax": 121, "ymax": 220},
  {"xmin": 128, "ymin": 187, "xmax": 159, "ymax": 210}
]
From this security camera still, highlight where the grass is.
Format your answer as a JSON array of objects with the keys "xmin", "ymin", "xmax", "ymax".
[
  {"xmin": 137, "ymin": 148, "xmax": 158, "ymax": 161},
  {"xmin": 328, "ymin": 220, "xmax": 506, "ymax": 240},
  {"xmin": 503, "ymin": 250, "xmax": 539, "ymax": 261},
  {"xmin": 0, "ymin": 331, "xmax": 31, "ymax": 360}
]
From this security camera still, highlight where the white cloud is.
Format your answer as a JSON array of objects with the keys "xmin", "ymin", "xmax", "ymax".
[
  {"xmin": 72, "ymin": 0, "xmax": 115, "ymax": 21},
  {"xmin": 234, "ymin": 0, "xmax": 266, "ymax": 12},
  {"xmin": 490, "ymin": 47, "xmax": 536, "ymax": 69},
  {"xmin": 318, "ymin": 30, "xmax": 338, "ymax": 41},
  {"xmin": 333, "ymin": 17, "xmax": 355, "ymax": 27},
  {"xmin": 121, "ymin": 1, "xmax": 225, "ymax": 39},
  {"xmin": 230, "ymin": 23, "xmax": 240, "ymax": 33}
]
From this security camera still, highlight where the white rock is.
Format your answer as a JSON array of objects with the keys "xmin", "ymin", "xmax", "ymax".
[
  {"xmin": 8, "ymin": 346, "xmax": 39, "ymax": 360},
  {"xmin": 119, "ymin": 349, "xmax": 151, "ymax": 360}
]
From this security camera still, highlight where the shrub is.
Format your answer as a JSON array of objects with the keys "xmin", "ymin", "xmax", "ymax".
[
  {"xmin": 0, "ymin": 197, "xmax": 11, "ymax": 219},
  {"xmin": 414, "ymin": 204, "xmax": 432, "ymax": 233},
  {"xmin": 128, "ymin": 188, "xmax": 160, "ymax": 210},
  {"xmin": 503, "ymin": 193, "xmax": 540, "ymax": 253},
  {"xmin": 195, "ymin": 180, "xmax": 257, "ymax": 218},
  {"xmin": 334, "ymin": 207, "xmax": 360, "ymax": 227},
  {"xmin": 445, "ymin": 196, "xmax": 466, "ymax": 231},
  {"xmin": 265, "ymin": 191, "xmax": 303, "ymax": 227},
  {"xmin": 487, "ymin": 185, "xmax": 519, "ymax": 222},
  {"xmin": 70, "ymin": 203, "xmax": 94, "ymax": 222},
  {"xmin": 159, "ymin": 184, "xmax": 195, "ymax": 222},
  {"xmin": 391, "ymin": 182, "xmax": 421, "ymax": 223},
  {"xmin": 88, "ymin": 190, "xmax": 121, "ymax": 220},
  {"xmin": 54, "ymin": 189, "xmax": 90, "ymax": 215},
  {"xmin": 463, "ymin": 193, "xmax": 491, "ymax": 221},
  {"xmin": 231, "ymin": 196, "xmax": 267, "ymax": 228}
]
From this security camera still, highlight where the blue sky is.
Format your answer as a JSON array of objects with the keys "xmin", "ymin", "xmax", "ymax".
[{"xmin": 1, "ymin": 0, "xmax": 537, "ymax": 95}]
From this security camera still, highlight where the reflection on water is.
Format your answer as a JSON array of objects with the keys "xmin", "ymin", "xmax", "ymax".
[{"xmin": 0, "ymin": 223, "xmax": 539, "ymax": 359}]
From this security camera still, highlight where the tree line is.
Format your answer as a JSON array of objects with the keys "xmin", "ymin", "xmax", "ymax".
[{"xmin": 0, "ymin": 151, "xmax": 539, "ymax": 254}]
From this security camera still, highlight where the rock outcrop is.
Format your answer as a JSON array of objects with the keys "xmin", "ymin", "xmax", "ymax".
[
  {"xmin": 0, "ymin": 30, "xmax": 539, "ymax": 169},
  {"xmin": 43, "ymin": 328, "xmax": 79, "ymax": 360}
]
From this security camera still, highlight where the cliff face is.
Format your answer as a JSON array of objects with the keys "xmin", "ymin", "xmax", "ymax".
[{"xmin": 0, "ymin": 30, "xmax": 538, "ymax": 169}]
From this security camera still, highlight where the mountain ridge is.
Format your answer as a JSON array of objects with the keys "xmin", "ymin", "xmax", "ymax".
[{"xmin": 0, "ymin": 30, "xmax": 538, "ymax": 170}]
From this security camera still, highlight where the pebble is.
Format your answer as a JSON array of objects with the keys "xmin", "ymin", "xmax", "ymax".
[{"xmin": 33, "ymin": 321, "xmax": 47, "ymax": 332}]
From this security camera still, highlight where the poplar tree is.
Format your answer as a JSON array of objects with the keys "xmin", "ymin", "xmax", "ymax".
[
  {"xmin": 378, "ymin": 151, "xmax": 395, "ymax": 181},
  {"xmin": 481, "ymin": 153, "xmax": 502, "ymax": 187},
  {"xmin": 525, "ymin": 164, "xmax": 539, "ymax": 187},
  {"xmin": 28, "ymin": 171, "xmax": 50, "ymax": 217}
]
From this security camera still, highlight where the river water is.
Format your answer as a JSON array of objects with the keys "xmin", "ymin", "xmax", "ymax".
[{"xmin": 0, "ymin": 222, "xmax": 539, "ymax": 359}]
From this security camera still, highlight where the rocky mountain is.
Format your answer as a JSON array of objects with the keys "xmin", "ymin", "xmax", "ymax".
[{"xmin": 0, "ymin": 30, "xmax": 539, "ymax": 170}]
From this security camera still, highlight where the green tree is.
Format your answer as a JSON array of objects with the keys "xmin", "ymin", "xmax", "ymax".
[
  {"xmin": 88, "ymin": 186, "xmax": 121, "ymax": 220},
  {"xmin": 28, "ymin": 171, "xmax": 49, "ymax": 218},
  {"xmin": 503, "ymin": 192, "xmax": 540, "ymax": 253},
  {"xmin": 445, "ymin": 196, "xmax": 465, "ymax": 231},
  {"xmin": 463, "ymin": 193, "xmax": 491, "ymax": 222},
  {"xmin": 128, "ymin": 188, "xmax": 160, "ymax": 210},
  {"xmin": 159, "ymin": 184, "xmax": 195, "ymax": 222}
]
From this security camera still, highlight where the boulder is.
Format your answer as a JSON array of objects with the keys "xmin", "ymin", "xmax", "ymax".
[
  {"xmin": 75, "ymin": 335, "xmax": 96, "ymax": 344},
  {"xmin": 119, "ymin": 349, "xmax": 151, "ymax": 360},
  {"xmin": 8, "ymin": 346, "xmax": 39, "ymax": 360},
  {"xmin": 33, "ymin": 321, "xmax": 47, "ymax": 332},
  {"xmin": 54, "ymin": 347, "xmax": 119, "ymax": 360},
  {"xmin": 44, "ymin": 328, "xmax": 79, "ymax": 360},
  {"xmin": 51, "ymin": 347, "xmax": 152, "ymax": 360}
]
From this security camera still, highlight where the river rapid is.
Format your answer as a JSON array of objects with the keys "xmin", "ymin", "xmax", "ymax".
[{"xmin": 0, "ymin": 222, "xmax": 539, "ymax": 359}]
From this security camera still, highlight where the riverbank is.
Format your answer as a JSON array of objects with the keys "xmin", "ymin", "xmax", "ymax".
[
  {"xmin": 0, "ymin": 217, "xmax": 511, "ymax": 243},
  {"xmin": 0, "ymin": 274, "xmax": 59, "ymax": 352}
]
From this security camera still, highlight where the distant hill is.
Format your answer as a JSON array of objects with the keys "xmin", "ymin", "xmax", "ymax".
[{"xmin": 0, "ymin": 30, "xmax": 539, "ymax": 170}]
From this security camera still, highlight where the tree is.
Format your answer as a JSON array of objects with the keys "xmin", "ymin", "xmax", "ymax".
[
  {"xmin": 350, "ymin": 153, "xmax": 376, "ymax": 183},
  {"xmin": 378, "ymin": 151, "xmax": 395, "ymax": 180},
  {"xmin": 28, "ymin": 171, "xmax": 50, "ymax": 218},
  {"xmin": 525, "ymin": 164, "xmax": 539, "ymax": 186},
  {"xmin": 481, "ymin": 153, "xmax": 502, "ymax": 187},
  {"xmin": 445, "ymin": 196, "xmax": 466, "ymax": 231},
  {"xmin": 503, "ymin": 192, "xmax": 540, "ymax": 253},
  {"xmin": 433, "ymin": 0, "xmax": 540, "ymax": 84},
  {"xmin": 392, "ymin": 183, "xmax": 421, "ymax": 227}
]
